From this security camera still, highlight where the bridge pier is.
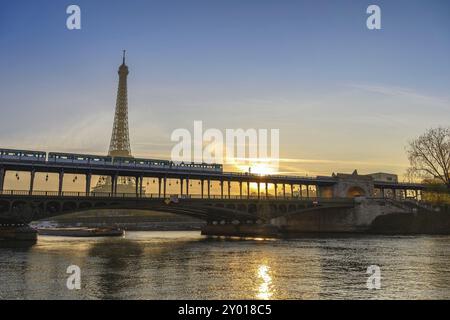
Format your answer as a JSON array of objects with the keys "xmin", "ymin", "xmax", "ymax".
[
  {"xmin": 163, "ymin": 176, "xmax": 167, "ymax": 198},
  {"xmin": 29, "ymin": 170, "xmax": 35, "ymax": 195},
  {"xmin": 85, "ymin": 173, "xmax": 91, "ymax": 195},
  {"xmin": 0, "ymin": 168, "xmax": 4, "ymax": 192},
  {"xmin": 158, "ymin": 177, "xmax": 162, "ymax": 198},
  {"xmin": 239, "ymin": 181, "xmax": 242, "ymax": 199},
  {"xmin": 257, "ymin": 183, "xmax": 260, "ymax": 199},
  {"xmin": 201, "ymin": 179, "xmax": 204, "ymax": 199},
  {"xmin": 228, "ymin": 180, "xmax": 231, "ymax": 199},
  {"xmin": 220, "ymin": 180, "xmax": 224, "ymax": 199},
  {"xmin": 114, "ymin": 174, "xmax": 119, "ymax": 195},
  {"xmin": 208, "ymin": 179, "xmax": 211, "ymax": 199},
  {"xmin": 247, "ymin": 181, "xmax": 250, "ymax": 199},
  {"xmin": 186, "ymin": 177, "xmax": 189, "ymax": 197},
  {"xmin": 58, "ymin": 170, "xmax": 64, "ymax": 196},
  {"xmin": 180, "ymin": 178, "xmax": 183, "ymax": 196}
]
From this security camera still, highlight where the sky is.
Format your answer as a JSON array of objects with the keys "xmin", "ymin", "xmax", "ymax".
[{"xmin": 0, "ymin": 0, "xmax": 449, "ymax": 185}]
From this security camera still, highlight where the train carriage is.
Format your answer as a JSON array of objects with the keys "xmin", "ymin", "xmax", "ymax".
[
  {"xmin": 48, "ymin": 152, "xmax": 112, "ymax": 166},
  {"xmin": 1, "ymin": 148, "xmax": 223, "ymax": 173},
  {"xmin": 0, "ymin": 148, "xmax": 46, "ymax": 162}
]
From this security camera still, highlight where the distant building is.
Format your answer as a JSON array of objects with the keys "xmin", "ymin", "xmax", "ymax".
[{"xmin": 368, "ymin": 172, "xmax": 398, "ymax": 183}]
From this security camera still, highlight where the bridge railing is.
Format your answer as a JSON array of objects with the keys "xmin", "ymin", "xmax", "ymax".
[{"xmin": 0, "ymin": 189, "xmax": 351, "ymax": 202}]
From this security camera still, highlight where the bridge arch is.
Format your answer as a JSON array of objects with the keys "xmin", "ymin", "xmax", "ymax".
[
  {"xmin": 62, "ymin": 202, "xmax": 77, "ymax": 212},
  {"xmin": 79, "ymin": 202, "xmax": 93, "ymax": 210},
  {"xmin": 269, "ymin": 204, "xmax": 277, "ymax": 214},
  {"xmin": 346, "ymin": 186, "xmax": 367, "ymax": 197},
  {"xmin": 46, "ymin": 201, "xmax": 61, "ymax": 214},
  {"xmin": 0, "ymin": 200, "xmax": 10, "ymax": 214}
]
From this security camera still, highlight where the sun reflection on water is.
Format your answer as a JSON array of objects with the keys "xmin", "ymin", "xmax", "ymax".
[{"xmin": 256, "ymin": 265, "xmax": 273, "ymax": 299}]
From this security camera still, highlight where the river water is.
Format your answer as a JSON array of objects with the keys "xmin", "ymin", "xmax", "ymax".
[{"xmin": 1, "ymin": 231, "xmax": 450, "ymax": 299}]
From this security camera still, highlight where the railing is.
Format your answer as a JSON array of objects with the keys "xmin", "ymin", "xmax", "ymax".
[
  {"xmin": 0, "ymin": 189, "xmax": 347, "ymax": 201},
  {"xmin": 0, "ymin": 157, "xmax": 333, "ymax": 182}
]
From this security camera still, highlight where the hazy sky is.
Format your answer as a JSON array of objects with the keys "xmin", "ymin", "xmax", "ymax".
[{"xmin": 0, "ymin": 0, "xmax": 449, "ymax": 180}]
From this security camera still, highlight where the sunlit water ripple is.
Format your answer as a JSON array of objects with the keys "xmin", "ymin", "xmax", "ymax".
[{"xmin": 1, "ymin": 231, "xmax": 450, "ymax": 299}]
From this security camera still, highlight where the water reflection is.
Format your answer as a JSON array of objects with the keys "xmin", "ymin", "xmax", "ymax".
[
  {"xmin": 1, "ymin": 232, "xmax": 450, "ymax": 299},
  {"xmin": 257, "ymin": 265, "xmax": 273, "ymax": 299}
]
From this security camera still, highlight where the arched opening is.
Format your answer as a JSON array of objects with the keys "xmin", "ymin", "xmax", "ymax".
[
  {"xmin": 237, "ymin": 204, "xmax": 247, "ymax": 212},
  {"xmin": 248, "ymin": 204, "xmax": 257, "ymax": 214},
  {"xmin": 347, "ymin": 186, "xmax": 366, "ymax": 197},
  {"xmin": 0, "ymin": 200, "xmax": 10, "ymax": 214}
]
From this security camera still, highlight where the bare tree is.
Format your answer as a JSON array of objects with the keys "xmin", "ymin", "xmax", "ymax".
[{"xmin": 406, "ymin": 126, "xmax": 450, "ymax": 188}]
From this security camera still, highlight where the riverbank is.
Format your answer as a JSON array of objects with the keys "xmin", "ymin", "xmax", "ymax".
[{"xmin": 31, "ymin": 209, "xmax": 206, "ymax": 231}]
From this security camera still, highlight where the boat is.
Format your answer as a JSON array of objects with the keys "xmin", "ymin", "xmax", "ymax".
[{"xmin": 37, "ymin": 227, "xmax": 124, "ymax": 237}]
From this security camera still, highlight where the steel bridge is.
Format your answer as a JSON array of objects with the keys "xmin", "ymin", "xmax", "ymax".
[{"xmin": 0, "ymin": 158, "xmax": 425, "ymax": 224}]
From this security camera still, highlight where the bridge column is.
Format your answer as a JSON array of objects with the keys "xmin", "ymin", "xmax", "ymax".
[
  {"xmin": 111, "ymin": 175, "xmax": 115, "ymax": 195},
  {"xmin": 85, "ymin": 173, "xmax": 91, "ymax": 196},
  {"xmin": 306, "ymin": 185, "xmax": 310, "ymax": 198},
  {"xmin": 207, "ymin": 179, "xmax": 211, "ymax": 199},
  {"xmin": 201, "ymin": 179, "xmax": 204, "ymax": 199},
  {"xmin": 0, "ymin": 168, "xmax": 5, "ymax": 192},
  {"xmin": 265, "ymin": 182, "xmax": 268, "ymax": 198},
  {"xmin": 274, "ymin": 184, "xmax": 278, "ymax": 199},
  {"xmin": 392, "ymin": 188, "xmax": 396, "ymax": 199},
  {"xmin": 158, "ymin": 177, "xmax": 162, "ymax": 198},
  {"xmin": 139, "ymin": 176, "xmax": 143, "ymax": 197},
  {"xmin": 180, "ymin": 178, "xmax": 183, "ymax": 197},
  {"xmin": 257, "ymin": 183, "xmax": 260, "ymax": 199},
  {"xmin": 239, "ymin": 181, "xmax": 242, "ymax": 199},
  {"xmin": 135, "ymin": 176, "xmax": 139, "ymax": 197},
  {"xmin": 220, "ymin": 180, "xmax": 224, "ymax": 199},
  {"xmin": 247, "ymin": 181, "xmax": 250, "ymax": 199},
  {"xmin": 58, "ymin": 170, "xmax": 64, "ymax": 196},
  {"xmin": 283, "ymin": 184, "xmax": 286, "ymax": 199},
  {"xmin": 114, "ymin": 175, "xmax": 119, "ymax": 195},
  {"xmin": 290, "ymin": 184, "xmax": 293, "ymax": 198},
  {"xmin": 29, "ymin": 170, "xmax": 35, "ymax": 195},
  {"xmin": 163, "ymin": 177, "xmax": 167, "ymax": 198},
  {"xmin": 228, "ymin": 180, "xmax": 231, "ymax": 199},
  {"xmin": 186, "ymin": 177, "xmax": 189, "ymax": 197}
]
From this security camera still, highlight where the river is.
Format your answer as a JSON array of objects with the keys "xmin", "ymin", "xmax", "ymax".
[{"xmin": 1, "ymin": 231, "xmax": 450, "ymax": 299}]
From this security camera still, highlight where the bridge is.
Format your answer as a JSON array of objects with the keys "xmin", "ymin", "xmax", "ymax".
[{"xmin": 0, "ymin": 157, "xmax": 425, "ymax": 225}]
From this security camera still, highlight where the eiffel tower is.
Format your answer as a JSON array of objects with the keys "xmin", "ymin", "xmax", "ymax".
[
  {"xmin": 109, "ymin": 50, "xmax": 132, "ymax": 158},
  {"xmin": 93, "ymin": 51, "xmax": 140, "ymax": 194}
]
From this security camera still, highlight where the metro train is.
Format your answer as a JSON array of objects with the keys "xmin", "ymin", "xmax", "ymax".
[
  {"xmin": 0, "ymin": 148, "xmax": 223, "ymax": 173},
  {"xmin": 0, "ymin": 148, "xmax": 46, "ymax": 162}
]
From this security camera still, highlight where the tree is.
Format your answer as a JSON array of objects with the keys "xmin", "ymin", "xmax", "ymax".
[{"xmin": 406, "ymin": 127, "xmax": 450, "ymax": 188}]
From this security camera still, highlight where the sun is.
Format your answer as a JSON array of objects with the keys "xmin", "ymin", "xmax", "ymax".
[{"xmin": 236, "ymin": 162, "xmax": 276, "ymax": 176}]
